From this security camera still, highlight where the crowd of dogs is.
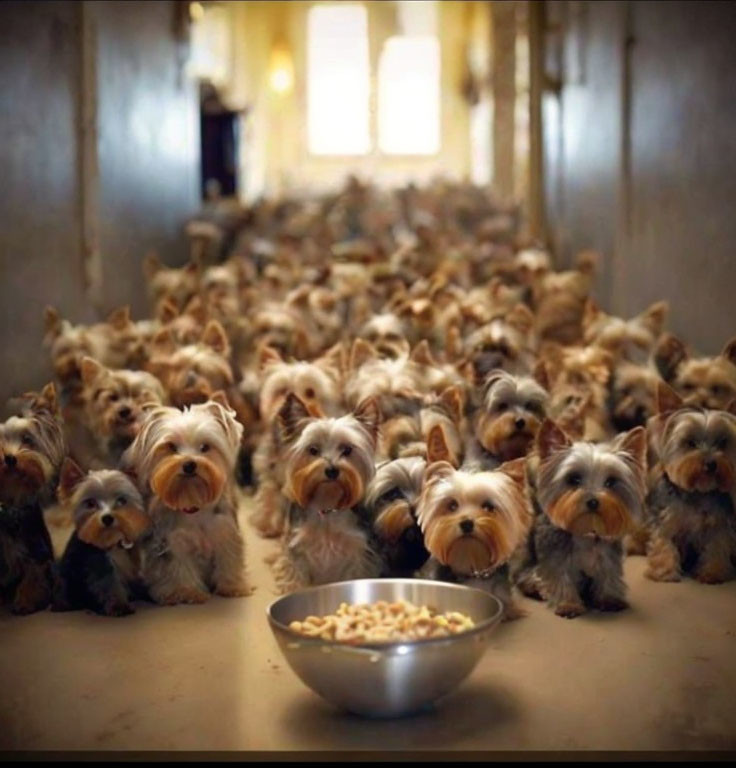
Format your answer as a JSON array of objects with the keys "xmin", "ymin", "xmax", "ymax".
[{"xmin": 1, "ymin": 177, "xmax": 735, "ymax": 622}]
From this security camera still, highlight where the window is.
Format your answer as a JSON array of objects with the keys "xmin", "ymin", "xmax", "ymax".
[{"xmin": 307, "ymin": 4, "xmax": 371, "ymax": 155}]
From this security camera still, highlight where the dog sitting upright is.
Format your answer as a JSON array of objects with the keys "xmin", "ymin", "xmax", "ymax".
[
  {"xmin": 516, "ymin": 420, "xmax": 647, "ymax": 618},
  {"xmin": 645, "ymin": 383, "xmax": 736, "ymax": 585},
  {"xmin": 415, "ymin": 429, "xmax": 529, "ymax": 620},
  {"xmin": 0, "ymin": 383, "xmax": 65, "ymax": 614},
  {"xmin": 53, "ymin": 459, "xmax": 151, "ymax": 616},
  {"xmin": 271, "ymin": 394, "xmax": 384, "ymax": 593},
  {"xmin": 122, "ymin": 394, "xmax": 248, "ymax": 605}
]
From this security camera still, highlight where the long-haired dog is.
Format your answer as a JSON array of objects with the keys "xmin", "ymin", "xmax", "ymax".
[
  {"xmin": 250, "ymin": 345, "xmax": 343, "ymax": 537},
  {"xmin": 645, "ymin": 383, "xmax": 736, "ymax": 584},
  {"xmin": 122, "ymin": 395, "xmax": 248, "ymax": 605},
  {"xmin": 53, "ymin": 459, "xmax": 151, "ymax": 616},
  {"xmin": 358, "ymin": 312, "xmax": 411, "ymax": 360},
  {"xmin": 415, "ymin": 447, "xmax": 529, "ymax": 621},
  {"xmin": 515, "ymin": 420, "xmax": 647, "ymax": 618},
  {"xmin": 469, "ymin": 369, "xmax": 548, "ymax": 468},
  {"xmin": 0, "ymin": 383, "xmax": 65, "ymax": 614},
  {"xmin": 271, "ymin": 394, "xmax": 384, "ymax": 593},
  {"xmin": 80, "ymin": 357, "xmax": 165, "ymax": 463},
  {"xmin": 366, "ymin": 455, "xmax": 429, "ymax": 576}
]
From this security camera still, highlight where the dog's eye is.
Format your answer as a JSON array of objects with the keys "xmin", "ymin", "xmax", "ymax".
[
  {"xmin": 384, "ymin": 487, "xmax": 403, "ymax": 501},
  {"xmin": 83, "ymin": 498, "xmax": 99, "ymax": 510},
  {"xmin": 114, "ymin": 496, "xmax": 127, "ymax": 507},
  {"xmin": 712, "ymin": 384, "xmax": 724, "ymax": 395},
  {"xmin": 481, "ymin": 500, "xmax": 495, "ymax": 512},
  {"xmin": 497, "ymin": 402, "xmax": 508, "ymax": 412},
  {"xmin": 340, "ymin": 444, "xmax": 353, "ymax": 457},
  {"xmin": 21, "ymin": 433, "xmax": 35, "ymax": 447},
  {"xmin": 603, "ymin": 476, "xmax": 617, "ymax": 489},
  {"xmin": 715, "ymin": 437, "xmax": 728, "ymax": 451},
  {"xmin": 304, "ymin": 388, "xmax": 315, "ymax": 399},
  {"xmin": 168, "ymin": 442, "xmax": 179, "ymax": 453},
  {"xmin": 200, "ymin": 443, "xmax": 210, "ymax": 453},
  {"xmin": 620, "ymin": 387, "xmax": 631, "ymax": 397},
  {"xmin": 308, "ymin": 445, "xmax": 320, "ymax": 456},
  {"xmin": 686, "ymin": 439, "xmax": 697, "ymax": 449},
  {"xmin": 566, "ymin": 473, "xmax": 582, "ymax": 487},
  {"xmin": 447, "ymin": 499, "xmax": 459, "ymax": 512},
  {"xmin": 682, "ymin": 383, "xmax": 695, "ymax": 391},
  {"xmin": 109, "ymin": 393, "xmax": 120, "ymax": 403}
]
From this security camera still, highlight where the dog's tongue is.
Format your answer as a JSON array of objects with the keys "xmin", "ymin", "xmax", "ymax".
[
  {"xmin": 179, "ymin": 506, "xmax": 200, "ymax": 515},
  {"xmin": 119, "ymin": 538, "xmax": 134, "ymax": 550}
]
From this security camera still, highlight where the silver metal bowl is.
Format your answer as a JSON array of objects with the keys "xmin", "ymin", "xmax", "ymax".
[{"xmin": 267, "ymin": 578, "xmax": 503, "ymax": 717}]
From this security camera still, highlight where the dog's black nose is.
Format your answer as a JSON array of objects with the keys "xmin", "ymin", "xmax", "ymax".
[
  {"xmin": 705, "ymin": 460, "xmax": 717, "ymax": 474},
  {"xmin": 634, "ymin": 405, "xmax": 646, "ymax": 421},
  {"xmin": 182, "ymin": 460, "xmax": 197, "ymax": 475},
  {"xmin": 460, "ymin": 519, "xmax": 474, "ymax": 534},
  {"xmin": 325, "ymin": 466, "xmax": 339, "ymax": 480},
  {"xmin": 100, "ymin": 513, "xmax": 114, "ymax": 527},
  {"xmin": 586, "ymin": 497, "xmax": 600, "ymax": 511},
  {"xmin": 4, "ymin": 454, "xmax": 17, "ymax": 468},
  {"xmin": 118, "ymin": 406, "xmax": 132, "ymax": 421},
  {"xmin": 515, "ymin": 418, "xmax": 526, "ymax": 430}
]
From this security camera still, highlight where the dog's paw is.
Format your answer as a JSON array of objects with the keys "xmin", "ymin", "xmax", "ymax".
[
  {"xmin": 553, "ymin": 601, "xmax": 586, "ymax": 619},
  {"xmin": 694, "ymin": 565, "xmax": 731, "ymax": 585},
  {"xmin": 102, "ymin": 601, "xmax": 135, "ymax": 617},
  {"xmin": 645, "ymin": 566, "xmax": 681, "ymax": 583},
  {"xmin": 215, "ymin": 581, "xmax": 254, "ymax": 598},
  {"xmin": 502, "ymin": 601, "xmax": 527, "ymax": 622},
  {"xmin": 158, "ymin": 587, "xmax": 210, "ymax": 605},
  {"xmin": 594, "ymin": 596, "xmax": 629, "ymax": 612}
]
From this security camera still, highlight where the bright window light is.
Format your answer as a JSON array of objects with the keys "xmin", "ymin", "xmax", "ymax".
[
  {"xmin": 307, "ymin": 4, "xmax": 370, "ymax": 155},
  {"xmin": 378, "ymin": 36, "xmax": 441, "ymax": 155}
]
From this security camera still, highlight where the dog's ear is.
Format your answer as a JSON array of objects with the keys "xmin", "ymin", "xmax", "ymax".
[
  {"xmin": 532, "ymin": 359, "xmax": 550, "ymax": 391},
  {"xmin": 638, "ymin": 300, "xmax": 669, "ymax": 336},
  {"xmin": 157, "ymin": 296, "xmax": 179, "ymax": 324},
  {"xmin": 426, "ymin": 424, "xmax": 452, "ymax": 465},
  {"xmin": 143, "ymin": 251, "xmax": 162, "ymax": 281},
  {"xmin": 445, "ymin": 323, "xmax": 463, "ymax": 362},
  {"xmin": 151, "ymin": 327, "xmax": 177, "ymax": 356},
  {"xmin": 438, "ymin": 386, "xmax": 464, "ymax": 425},
  {"xmin": 349, "ymin": 338, "xmax": 377, "ymax": 371},
  {"xmin": 80, "ymin": 356, "xmax": 105, "ymax": 386},
  {"xmin": 656, "ymin": 381, "xmax": 684, "ymax": 415},
  {"xmin": 497, "ymin": 457, "xmax": 527, "ymax": 492},
  {"xmin": 258, "ymin": 344, "xmax": 283, "ymax": 372},
  {"xmin": 58, "ymin": 458, "xmax": 86, "ymax": 503},
  {"xmin": 316, "ymin": 341, "xmax": 345, "ymax": 380},
  {"xmin": 536, "ymin": 419, "xmax": 572, "ymax": 460},
  {"xmin": 183, "ymin": 259, "xmax": 200, "ymax": 276},
  {"xmin": 210, "ymin": 390, "xmax": 231, "ymax": 409},
  {"xmin": 575, "ymin": 249, "xmax": 600, "ymax": 276},
  {"xmin": 106, "ymin": 305, "xmax": 131, "ymax": 331},
  {"xmin": 423, "ymin": 459, "xmax": 455, "ymax": 485},
  {"xmin": 612, "ymin": 425, "xmax": 647, "ymax": 475},
  {"xmin": 726, "ymin": 398, "xmax": 736, "ymax": 417},
  {"xmin": 410, "ymin": 339, "xmax": 435, "ymax": 367},
  {"xmin": 23, "ymin": 382, "xmax": 60, "ymax": 417},
  {"xmin": 277, "ymin": 393, "xmax": 312, "ymax": 445},
  {"xmin": 721, "ymin": 336, "xmax": 736, "ymax": 368},
  {"xmin": 653, "ymin": 333, "xmax": 688, "ymax": 382},
  {"xmin": 582, "ymin": 298, "xmax": 601, "ymax": 332},
  {"xmin": 353, "ymin": 397, "xmax": 381, "ymax": 447},
  {"xmin": 43, "ymin": 306, "xmax": 62, "ymax": 345},
  {"xmin": 506, "ymin": 303, "xmax": 535, "ymax": 336},
  {"xmin": 201, "ymin": 320, "xmax": 230, "ymax": 357},
  {"xmin": 184, "ymin": 295, "xmax": 208, "ymax": 325}
]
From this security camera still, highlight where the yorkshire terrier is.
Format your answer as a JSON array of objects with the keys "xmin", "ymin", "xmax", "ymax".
[
  {"xmin": 0, "ymin": 383, "xmax": 65, "ymax": 614},
  {"xmin": 358, "ymin": 313, "xmax": 410, "ymax": 360},
  {"xmin": 608, "ymin": 360, "xmax": 661, "ymax": 432},
  {"xmin": 645, "ymin": 383, "xmax": 736, "ymax": 585},
  {"xmin": 654, "ymin": 334, "xmax": 736, "ymax": 410},
  {"xmin": 366, "ymin": 455, "xmax": 429, "ymax": 577},
  {"xmin": 53, "ymin": 459, "xmax": 151, "ymax": 616},
  {"xmin": 143, "ymin": 252, "xmax": 200, "ymax": 315},
  {"xmin": 271, "ymin": 394, "xmax": 384, "ymax": 593},
  {"xmin": 122, "ymin": 395, "xmax": 249, "ymax": 605},
  {"xmin": 516, "ymin": 420, "xmax": 647, "ymax": 618},
  {"xmin": 80, "ymin": 356, "xmax": 166, "ymax": 463},
  {"xmin": 415, "ymin": 431, "xmax": 529, "ymax": 620},
  {"xmin": 469, "ymin": 369, "xmax": 548, "ymax": 469}
]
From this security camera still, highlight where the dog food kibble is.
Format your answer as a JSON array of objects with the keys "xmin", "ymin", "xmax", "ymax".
[{"xmin": 288, "ymin": 600, "xmax": 475, "ymax": 643}]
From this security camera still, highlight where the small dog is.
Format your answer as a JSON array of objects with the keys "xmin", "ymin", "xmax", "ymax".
[
  {"xmin": 415, "ymin": 445, "xmax": 529, "ymax": 620},
  {"xmin": 608, "ymin": 360, "xmax": 661, "ymax": 432},
  {"xmin": 469, "ymin": 369, "xmax": 548, "ymax": 468},
  {"xmin": 516, "ymin": 420, "xmax": 647, "ymax": 618},
  {"xmin": 53, "ymin": 459, "xmax": 151, "ymax": 616},
  {"xmin": 271, "ymin": 394, "xmax": 384, "ymax": 593},
  {"xmin": 366, "ymin": 455, "xmax": 429, "ymax": 576},
  {"xmin": 654, "ymin": 334, "xmax": 736, "ymax": 410},
  {"xmin": 358, "ymin": 313, "xmax": 410, "ymax": 360},
  {"xmin": 122, "ymin": 395, "xmax": 248, "ymax": 605},
  {"xmin": 0, "ymin": 383, "xmax": 65, "ymax": 614},
  {"xmin": 80, "ymin": 356, "xmax": 166, "ymax": 462},
  {"xmin": 645, "ymin": 383, "xmax": 736, "ymax": 584}
]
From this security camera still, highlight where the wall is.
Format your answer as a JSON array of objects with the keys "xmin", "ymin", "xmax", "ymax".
[
  {"xmin": 0, "ymin": 1, "xmax": 199, "ymax": 411},
  {"xmin": 540, "ymin": 0, "xmax": 736, "ymax": 352}
]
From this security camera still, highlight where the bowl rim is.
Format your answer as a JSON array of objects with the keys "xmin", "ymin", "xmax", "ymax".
[{"xmin": 266, "ymin": 578, "xmax": 504, "ymax": 652}]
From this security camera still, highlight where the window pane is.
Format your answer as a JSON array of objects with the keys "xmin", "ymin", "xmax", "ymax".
[
  {"xmin": 378, "ymin": 36, "xmax": 441, "ymax": 155},
  {"xmin": 307, "ymin": 4, "xmax": 370, "ymax": 155}
]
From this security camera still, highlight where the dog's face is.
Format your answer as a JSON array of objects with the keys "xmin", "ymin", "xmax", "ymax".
[
  {"xmin": 278, "ymin": 394, "xmax": 380, "ymax": 513},
  {"xmin": 474, "ymin": 370, "xmax": 547, "ymax": 461},
  {"xmin": 58, "ymin": 459, "xmax": 149, "ymax": 551},
  {"xmin": 465, "ymin": 310, "xmax": 533, "ymax": 380},
  {"xmin": 609, "ymin": 361, "xmax": 660, "ymax": 431},
  {"xmin": 583, "ymin": 300, "xmax": 668, "ymax": 363},
  {"xmin": 251, "ymin": 304, "xmax": 309, "ymax": 359},
  {"xmin": 417, "ymin": 458, "xmax": 528, "ymax": 576},
  {"xmin": 124, "ymin": 397, "xmax": 243, "ymax": 514},
  {"xmin": 143, "ymin": 254, "xmax": 199, "ymax": 313},
  {"xmin": 536, "ymin": 420, "xmax": 647, "ymax": 538},
  {"xmin": 80, "ymin": 357, "xmax": 165, "ymax": 451},
  {"xmin": 0, "ymin": 384, "xmax": 66, "ymax": 506},
  {"xmin": 655, "ymin": 386, "xmax": 736, "ymax": 493},
  {"xmin": 675, "ymin": 355, "xmax": 736, "ymax": 412},
  {"xmin": 359, "ymin": 313, "xmax": 410, "ymax": 360}
]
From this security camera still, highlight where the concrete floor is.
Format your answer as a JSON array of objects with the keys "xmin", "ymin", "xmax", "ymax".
[{"xmin": 2, "ymin": 494, "xmax": 736, "ymax": 754}]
